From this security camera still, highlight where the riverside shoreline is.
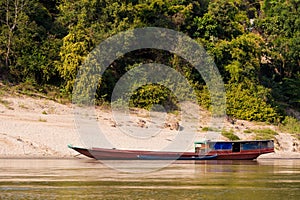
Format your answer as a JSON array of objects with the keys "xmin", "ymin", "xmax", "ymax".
[{"xmin": 0, "ymin": 94, "xmax": 299, "ymax": 159}]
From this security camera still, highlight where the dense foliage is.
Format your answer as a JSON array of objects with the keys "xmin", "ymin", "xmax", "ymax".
[{"xmin": 0, "ymin": 0, "xmax": 299, "ymax": 123}]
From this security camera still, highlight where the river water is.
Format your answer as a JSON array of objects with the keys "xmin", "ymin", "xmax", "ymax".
[{"xmin": 0, "ymin": 158, "xmax": 299, "ymax": 199}]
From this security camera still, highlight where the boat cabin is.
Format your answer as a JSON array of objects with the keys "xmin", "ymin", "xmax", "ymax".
[{"xmin": 194, "ymin": 140, "xmax": 274, "ymax": 153}]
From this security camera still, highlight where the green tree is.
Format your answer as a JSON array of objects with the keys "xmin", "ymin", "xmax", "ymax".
[
  {"xmin": 225, "ymin": 33, "xmax": 263, "ymax": 83},
  {"xmin": 0, "ymin": 0, "xmax": 63, "ymax": 84},
  {"xmin": 256, "ymin": 0, "xmax": 300, "ymax": 108},
  {"xmin": 0, "ymin": 0, "xmax": 28, "ymax": 74},
  {"xmin": 258, "ymin": 0, "xmax": 300, "ymax": 79},
  {"xmin": 57, "ymin": 0, "xmax": 197, "ymax": 95},
  {"xmin": 192, "ymin": 0, "xmax": 257, "ymax": 40},
  {"xmin": 57, "ymin": 25, "xmax": 95, "ymax": 92},
  {"xmin": 226, "ymin": 83, "xmax": 280, "ymax": 122}
]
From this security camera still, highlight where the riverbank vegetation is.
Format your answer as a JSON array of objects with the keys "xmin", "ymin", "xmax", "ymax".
[{"xmin": 0, "ymin": 0, "xmax": 299, "ymax": 127}]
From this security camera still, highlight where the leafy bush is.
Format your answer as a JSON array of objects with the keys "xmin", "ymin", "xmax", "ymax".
[
  {"xmin": 279, "ymin": 116, "xmax": 300, "ymax": 139},
  {"xmin": 197, "ymin": 86, "xmax": 211, "ymax": 110},
  {"xmin": 198, "ymin": 83, "xmax": 281, "ymax": 122},
  {"xmin": 226, "ymin": 83, "xmax": 280, "ymax": 123},
  {"xmin": 129, "ymin": 84, "xmax": 178, "ymax": 112},
  {"xmin": 251, "ymin": 128, "xmax": 278, "ymax": 140},
  {"xmin": 243, "ymin": 129, "xmax": 252, "ymax": 134},
  {"xmin": 202, "ymin": 127, "xmax": 221, "ymax": 132},
  {"xmin": 221, "ymin": 129, "xmax": 240, "ymax": 140}
]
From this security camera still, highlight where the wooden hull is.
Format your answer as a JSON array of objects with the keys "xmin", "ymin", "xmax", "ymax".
[
  {"xmin": 68, "ymin": 145, "xmax": 213, "ymax": 160},
  {"xmin": 68, "ymin": 145, "xmax": 273, "ymax": 160},
  {"xmin": 89, "ymin": 147, "xmax": 202, "ymax": 160}
]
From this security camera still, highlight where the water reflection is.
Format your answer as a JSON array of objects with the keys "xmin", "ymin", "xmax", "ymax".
[{"xmin": 0, "ymin": 158, "xmax": 299, "ymax": 199}]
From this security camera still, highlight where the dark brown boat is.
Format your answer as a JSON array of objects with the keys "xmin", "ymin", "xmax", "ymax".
[
  {"xmin": 68, "ymin": 140, "xmax": 274, "ymax": 160},
  {"xmin": 68, "ymin": 144, "xmax": 216, "ymax": 160}
]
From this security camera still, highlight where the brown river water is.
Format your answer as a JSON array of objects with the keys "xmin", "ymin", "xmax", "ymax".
[{"xmin": 0, "ymin": 158, "xmax": 299, "ymax": 199}]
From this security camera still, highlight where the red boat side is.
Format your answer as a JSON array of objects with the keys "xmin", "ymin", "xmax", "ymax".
[{"xmin": 68, "ymin": 139, "xmax": 274, "ymax": 160}]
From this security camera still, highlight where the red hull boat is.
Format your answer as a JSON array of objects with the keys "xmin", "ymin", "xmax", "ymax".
[
  {"xmin": 68, "ymin": 145, "xmax": 216, "ymax": 160},
  {"xmin": 68, "ymin": 140, "xmax": 274, "ymax": 160}
]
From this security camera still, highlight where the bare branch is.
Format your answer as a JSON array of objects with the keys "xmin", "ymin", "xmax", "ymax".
[{"xmin": 4, "ymin": 0, "xmax": 28, "ymax": 67}]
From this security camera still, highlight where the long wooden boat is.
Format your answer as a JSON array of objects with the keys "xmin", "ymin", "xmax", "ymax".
[
  {"xmin": 68, "ymin": 139, "xmax": 274, "ymax": 160},
  {"xmin": 68, "ymin": 145, "xmax": 213, "ymax": 160}
]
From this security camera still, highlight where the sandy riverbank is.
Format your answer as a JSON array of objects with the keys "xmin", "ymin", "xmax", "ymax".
[{"xmin": 0, "ymin": 94, "xmax": 299, "ymax": 159}]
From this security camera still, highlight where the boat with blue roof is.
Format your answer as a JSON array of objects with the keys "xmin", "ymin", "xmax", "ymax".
[{"xmin": 68, "ymin": 139, "xmax": 274, "ymax": 160}]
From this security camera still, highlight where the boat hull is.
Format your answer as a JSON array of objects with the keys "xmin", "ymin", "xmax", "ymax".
[
  {"xmin": 68, "ymin": 146, "xmax": 273, "ymax": 160},
  {"xmin": 68, "ymin": 140, "xmax": 274, "ymax": 160},
  {"xmin": 68, "ymin": 145, "xmax": 214, "ymax": 160},
  {"xmin": 89, "ymin": 148, "xmax": 203, "ymax": 160}
]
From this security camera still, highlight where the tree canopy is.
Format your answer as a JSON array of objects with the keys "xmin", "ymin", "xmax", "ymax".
[{"xmin": 0, "ymin": 0, "xmax": 299, "ymax": 123}]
